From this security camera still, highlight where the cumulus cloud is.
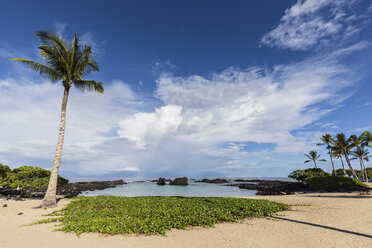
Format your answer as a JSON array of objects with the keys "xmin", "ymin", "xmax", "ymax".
[
  {"xmin": 0, "ymin": 37, "xmax": 369, "ymax": 177},
  {"xmin": 261, "ymin": 0, "xmax": 367, "ymax": 50}
]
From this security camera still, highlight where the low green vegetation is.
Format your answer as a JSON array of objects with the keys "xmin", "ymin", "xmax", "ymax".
[
  {"xmin": 306, "ymin": 176, "xmax": 368, "ymax": 190},
  {"xmin": 37, "ymin": 196, "xmax": 289, "ymax": 235},
  {"xmin": 288, "ymin": 168, "xmax": 330, "ymax": 181},
  {"xmin": 0, "ymin": 163, "xmax": 68, "ymax": 189},
  {"xmin": 335, "ymin": 168, "xmax": 372, "ymax": 178}
]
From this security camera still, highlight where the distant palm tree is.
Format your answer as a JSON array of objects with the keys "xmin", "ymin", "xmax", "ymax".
[
  {"xmin": 361, "ymin": 131, "xmax": 372, "ymax": 147},
  {"xmin": 304, "ymin": 150, "xmax": 326, "ymax": 168},
  {"xmin": 331, "ymin": 133, "xmax": 358, "ymax": 180},
  {"xmin": 12, "ymin": 31, "xmax": 103, "ymax": 207},
  {"xmin": 333, "ymin": 152, "xmax": 346, "ymax": 175},
  {"xmin": 317, "ymin": 134, "xmax": 336, "ymax": 175},
  {"xmin": 350, "ymin": 146, "xmax": 370, "ymax": 182}
]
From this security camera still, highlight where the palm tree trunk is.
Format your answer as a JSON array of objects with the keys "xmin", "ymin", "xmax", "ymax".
[
  {"xmin": 361, "ymin": 160, "xmax": 368, "ymax": 182},
  {"xmin": 40, "ymin": 86, "xmax": 70, "ymax": 207},
  {"xmin": 344, "ymin": 155, "xmax": 358, "ymax": 180},
  {"xmin": 313, "ymin": 161, "xmax": 317, "ymax": 168},
  {"xmin": 328, "ymin": 150, "xmax": 335, "ymax": 176},
  {"xmin": 358, "ymin": 158, "xmax": 365, "ymax": 182},
  {"xmin": 340, "ymin": 157, "xmax": 346, "ymax": 175}
]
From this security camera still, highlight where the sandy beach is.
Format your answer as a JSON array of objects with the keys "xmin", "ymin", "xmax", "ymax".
[{"xmin": 1, "ymin": 193, "xmax": 371, "ymax": 248}]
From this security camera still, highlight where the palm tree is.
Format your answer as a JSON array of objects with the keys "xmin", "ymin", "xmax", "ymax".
[
  {"xmin": 361, "ymin": 131, "xmax": 372, "ymax": 147},
  {"xmin": 333, "ymin": 152, "xmax": 346, "ymax": 175},
  {"xmin": 317, "ymin": 134, "xmax": 336, "ymax": 175},
  {"xmin": 350, "ymin": 146, "xmax": 370, "ymax": 182},
  {"xmin": 304, "ymin": 150, "xmax": 327, "ymax": 168},
  {"xmin": 331, "ymin": 133, "xmax": 358, "ymax": 180},
  {"xmin": 12, "ymin": 31, "xmax": 103, "ymax": 207}
]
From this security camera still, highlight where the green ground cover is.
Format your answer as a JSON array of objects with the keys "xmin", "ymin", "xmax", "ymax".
[
  {"xmin": 37, "ymin": 196, "xmax": 289, "ymax": 235},
  {"xmin": 305, "ymin": 176, "xmax": 368, "ymax": 190}
]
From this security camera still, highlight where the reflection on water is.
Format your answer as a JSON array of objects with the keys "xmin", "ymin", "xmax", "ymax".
[{"xmin": 80, "ymin": 180, "xmax": 257, "ymax": 197}]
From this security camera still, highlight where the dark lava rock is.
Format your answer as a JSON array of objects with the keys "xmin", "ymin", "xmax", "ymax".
[
  {"xmin": 2, "ymin": 204, "xmax": 7, "ymax": 207},
  {"xmin": 234, "ymin": 179, "xmax": 261, "ymax": 183},
  {"xmin": 0, "ymin": 180, "xmax": 126, "ymax": 199},
  {"xmin": 196, "ymin": 178, "xmax": 229, "ymax": 184},
  {"xmin": 157, "ymin": 178, "xmax": 166, "ymax": 185},
  {"xmin": 18, "ymin": 212, "xmax": 23, "ymax": 215},
  {"xmin": 228, "ymin": 180, "xmax": 308, "ymax": 195},
  {"xmin": 169, "ymin": 177, "xmax": 188, "ymax": 186}
]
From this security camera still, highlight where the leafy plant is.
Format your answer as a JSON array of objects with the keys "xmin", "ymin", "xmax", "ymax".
[
  {"xmin": 36, "ymin": 196, "xmax": 289, "ymax": 235},
  {"xmin": 0, "ymin": 165, "xmax": 68, "ymax": 189},
  {"xmin": 288, "ymin": 168, "xmax": 330, "ymax": 181}
]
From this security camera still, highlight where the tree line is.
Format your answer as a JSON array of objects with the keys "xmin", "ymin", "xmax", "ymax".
[{"xmin": 304, "ymin": 131, "xmax": 371, "ymax": 182}]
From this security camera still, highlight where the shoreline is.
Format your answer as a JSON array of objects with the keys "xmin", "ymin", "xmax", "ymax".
[{"xmin": 1, "ymin": 192, "xmax": 371, "ymax": 248}]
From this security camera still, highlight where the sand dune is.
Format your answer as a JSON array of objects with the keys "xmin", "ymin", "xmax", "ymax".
[{"xmin": 1, "ymin": 193, "xmax": 371, "ymax": 248}]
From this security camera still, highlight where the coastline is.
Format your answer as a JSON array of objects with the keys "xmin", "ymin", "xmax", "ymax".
[{"xmin": 1, "ymin": 192, "xmax": 371, "ymax": 248}]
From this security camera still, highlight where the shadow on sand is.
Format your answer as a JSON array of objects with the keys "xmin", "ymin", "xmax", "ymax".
[
  {"xmin": 304, "ymin": 194, "xmax": 372, "ymax": 199},
  {"xmin": 271, "ymin": 216, "xmax": 372, "ymax": 239}
]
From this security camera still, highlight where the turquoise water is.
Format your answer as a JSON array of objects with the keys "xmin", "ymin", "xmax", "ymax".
[{"xmin": 80, "ymin": 180, "xmax": 257, "ymax": 197}]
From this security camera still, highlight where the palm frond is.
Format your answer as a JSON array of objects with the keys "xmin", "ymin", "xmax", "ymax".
[
  {"xmin": 11, "ymin": 58, "xmax": 61, "ymax": 82},
  {"xmin": 73, "ymin": 80, "xmax": 104, "ymax": 93},
  {"xmin": 304, "ymin": 160, "xmax": 311, "ymax": 163}
]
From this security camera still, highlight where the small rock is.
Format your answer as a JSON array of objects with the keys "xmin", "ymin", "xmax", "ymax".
[
  {"xmin": 2, "ymin": 204, "xmax": 7, "ymax": 207},
  {"xmin": 18, "ymin": 212, "xmax": 23, "ymax": 215}
]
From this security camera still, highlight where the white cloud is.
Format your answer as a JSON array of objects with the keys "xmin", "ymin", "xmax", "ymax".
[
  {"xmin": 0, "ymin": 44, "xmax": 368, "ymax": 177},
  {"xmin": 54, "ymin": 22, "xmax": 67, "ymax": 36},
  {"xmin": 261, "ymin": 0, "xmax": 365, "ymax": 50},
  {"xmin": 79, "ymin": 32, "xmax": 106, "ymax": 57}
]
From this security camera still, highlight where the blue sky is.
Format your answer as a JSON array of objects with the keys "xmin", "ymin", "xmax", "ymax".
[{"xmin": 1, "ymin": 0, "xmax": 372, "ymax": 178}]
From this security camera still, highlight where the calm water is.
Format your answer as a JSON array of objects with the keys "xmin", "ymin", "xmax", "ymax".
[{"xmin": 78, "ymin": 178, "xmax": 291, "ymax": 197}]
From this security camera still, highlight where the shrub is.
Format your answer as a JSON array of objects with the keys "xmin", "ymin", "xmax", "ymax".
[
  {"xmin": 0, "ymin": 163, "xmax": 11, "ymax": 178},
  {"xmin": 305, "ymin": 176, "xmax": 368, "ymax": 190},
  {"xmin": 0, "ymin": 165, "xmax": 68, "ymax": 189},
  {"xmin": 288, "ymin": 168, "xmax": 330, "ymax": 181},
  {"xmin": 335, "ymin": 167, "xmax": 372, "ymax": 179}
]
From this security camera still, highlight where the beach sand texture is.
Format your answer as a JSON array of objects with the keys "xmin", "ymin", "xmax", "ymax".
[{"xmin": 1, "ymin": 193, "xmax": 371, "ymax": 248}]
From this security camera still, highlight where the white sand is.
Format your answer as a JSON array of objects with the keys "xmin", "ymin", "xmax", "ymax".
[{"xmin": 1, "ymin": 193, "xmax": 371, "ymax": 248}]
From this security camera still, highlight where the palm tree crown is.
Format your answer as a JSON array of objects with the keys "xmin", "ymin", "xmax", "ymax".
[
  {"xmin": 317, "ymin": 133, "xmax": 336, "ymax": 175},
  {"xmin": 304, "ymin": 150, "xmax": 326, "ymax": 168},
  {"xmin": 12, "ymin": 31, "xmax": 103, "ymax": 92}
]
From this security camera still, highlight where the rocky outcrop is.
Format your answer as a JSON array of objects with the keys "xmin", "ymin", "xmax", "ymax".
[
  {"xmin": 169, "ymin": 177, "xmax": 188, "ymax": 186},
  {"xmin": 228, "ymin": 180, "xmax": 307, "ymax": 195},
  {"xmin": 0, "ymin": 179, "xmax": 126, "ymax": 199},
  {"xmin": 196, "ymin": 178, "xmax": 229, "ymax": 184},
  {"xmin": 156, "ymin": 178, "xmax": 166, "ymax": 185}
]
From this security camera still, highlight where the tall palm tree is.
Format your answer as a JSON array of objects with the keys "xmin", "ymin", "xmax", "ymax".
[
  {"xmin": 12, "ymin": 31, "xmax": 103, "ymax": 207},
  {"xmin": 350, "ymin": 146, "xmax": 370, "ymax": 182},
  {"xmin": 304, "ymin": 150, "xmax": 326, "ymax": 168},
  {"xmin": 333, "ymin": 152, "xmax": 346, "ymax": 175},
  {"xmin": 331, "ymin": 133, "xmax": 358, "ymax": 180},
  {"xmin": 317, "ymin": 134, "xmax": 336, "ymax": 175}
]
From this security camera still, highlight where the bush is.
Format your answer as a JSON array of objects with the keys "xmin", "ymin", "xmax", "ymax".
[
  {"xmin": 0, "ymin": 163, "xmax": 11, "ymax": 178},
  {"xmin": 288, "ymin": 168, "xmax": 330, "ymax": 181},
  {"xmin": 305, "ymin": 176, "xmax": 368, "ymax": 190},
  {"xmin": 0, "ymin": 165, "xmax": 68, "ymax": 189},
  {"xmin": 335, "ymin": 167, "xmax": 372, "ymax": 179}
]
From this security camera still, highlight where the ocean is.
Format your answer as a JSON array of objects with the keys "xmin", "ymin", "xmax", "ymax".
[{"xmin": 77, "ymin": 177, "xmax": 292, "ymax": 197}]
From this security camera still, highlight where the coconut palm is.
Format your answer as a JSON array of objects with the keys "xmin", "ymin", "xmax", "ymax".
[
  {"xmin": 12, "ymin": 31, "xmax": 103, "ymax": 207},
  {"xmin": 317, "ymin": 134, "xmax": 336, "ymax": 175},
  {"xmin": 333, "ymin": 152, "xmax": 346, "ymax": 175},
  {"xmin": 331, "ymin": 133, "xmax": 358, "ymax": 180},
  {"xmin": 304, "ymin": 150, "xmax": 327, "ymax": 168},
  {"xmin": 361, "ymin": 131, "xmax": 372, "ymax": 147},
  {"xmin": 350, "ymin": 146, "xmax": 370, "ymax": 182}
]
